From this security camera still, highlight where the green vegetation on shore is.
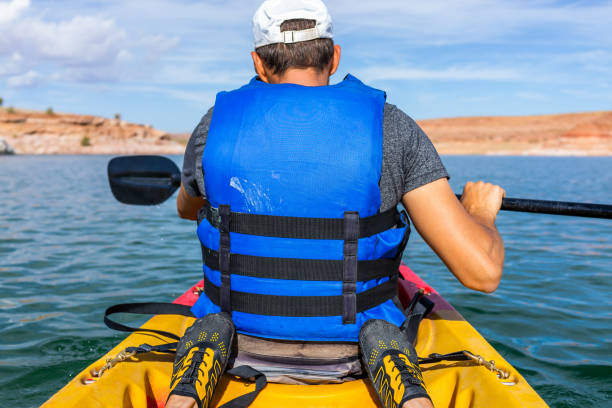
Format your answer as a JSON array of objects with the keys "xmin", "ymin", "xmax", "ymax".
[{"xmin": 80, "ymin": 135, "xmax": 91, "ymax": 147}]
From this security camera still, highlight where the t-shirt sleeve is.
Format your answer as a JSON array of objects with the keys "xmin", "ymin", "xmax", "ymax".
[
  {"xmin": 181, "ymin": 107, "xmax": 214, "ymax": 198},
  {"xmin": 380, "ymin": 104, "xmax": 449, "ymax": 210}
]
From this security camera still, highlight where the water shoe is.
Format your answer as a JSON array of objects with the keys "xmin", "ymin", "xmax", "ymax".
[
  {"xmin": 359, "ymin": 319, "xmax": 430, "ymax": 408},
  {"xmin": 168, "ymin": 312, "xmax": 235, "ymax": 408}
]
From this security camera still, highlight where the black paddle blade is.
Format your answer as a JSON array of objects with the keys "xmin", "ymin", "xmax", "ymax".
[{"xmin": 108, "ymin": 156, "xmax": 181, "ymax": 205}]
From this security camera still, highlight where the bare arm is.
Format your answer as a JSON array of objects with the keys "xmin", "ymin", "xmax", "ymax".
[
  {"xmin": 177, "ymin": 184, "xmax": 206, "ymax": 220},
  {"xmin": 402, "ymin": 179, "xmax": 505, "ymax": 293}
]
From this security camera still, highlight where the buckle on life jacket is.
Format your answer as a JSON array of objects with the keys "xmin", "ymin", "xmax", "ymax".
[{"xmin": 207, "ymin": 206, "xmax": 221, "ymax": 228}]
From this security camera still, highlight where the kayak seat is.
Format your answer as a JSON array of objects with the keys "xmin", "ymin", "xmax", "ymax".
[{"xmin": 233, "ymin": 334, "xmax": 363, "ymax": 384}]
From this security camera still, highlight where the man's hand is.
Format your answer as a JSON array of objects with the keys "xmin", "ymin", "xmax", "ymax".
[
  {"xmin": 460, "ymin": 181, "xmax": 506, "ymax": 227},
  {"xmin": 402, "ymin": 179, "xmax": 505, "ymax": 293},
  {"xmin": 177, "ymin": 184, "xmax": 206, "ymax": 220}
]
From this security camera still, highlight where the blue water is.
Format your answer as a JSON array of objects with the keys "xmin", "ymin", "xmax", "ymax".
[{"xmin": 0, "ymin": 155, "xmax": 610, "ymax": 407}]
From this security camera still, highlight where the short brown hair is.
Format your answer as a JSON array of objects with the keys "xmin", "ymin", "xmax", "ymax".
[{"xmin": 255, "ymin": 19, "xmax": 334, "ymax": 76}]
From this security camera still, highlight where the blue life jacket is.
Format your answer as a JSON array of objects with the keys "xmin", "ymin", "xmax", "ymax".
[{"xmin": 191, "ymin": 75, "xmax": 409, "ymax": 342}]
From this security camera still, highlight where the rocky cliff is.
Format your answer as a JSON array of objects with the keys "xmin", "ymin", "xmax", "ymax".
[
  {"xmin": 418, "ymin": 111, "xmax": 612, "ymax": 155},
  {"xmin": 0, "ymin": 108, "xmax": 185, "ymax": 155}
]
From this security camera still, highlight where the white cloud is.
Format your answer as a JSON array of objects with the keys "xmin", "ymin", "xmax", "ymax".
[
  {"xmin": 356, "ymin": 66, "xmax": 521, "ymax": 82},
  {"xmin": 0, "ymin": 0, "xmax": 179, "ymax": 85},
  {"xmin": 138, "ymin": 35, "xmax": 181, "ymax": 61},
  {"xmin": 153, "ymin": 63, "xmax": 252, "ymax": 86},
  {"xmin": 7, "ymin": 70, "xmax": 41, "ymax": 87},
  {"xmin": 552, "ymin": 50, "xmax": 612, "ymax": 75},
  {"xmin": 119, "ymin": 83, "xmax": 217, "ymax": 105},
  {"xmin": 330, "ymin": 0, "xmax": 612, "ymax": 45},
  {"xmin": 0, "ymin": 0, "xmax": 29, "ymax": 24},
  {"xmin": 8, "ymin": 16, "xmax": 127, "ymax": 65},
  {"xmin": 0, "ymin": 52, "xmax": 24, "ymax": 76}
]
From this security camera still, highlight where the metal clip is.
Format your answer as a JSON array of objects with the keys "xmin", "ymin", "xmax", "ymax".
[{"xmin": 208, "ymin": 206, "xmax": 221, "ymax": 228}]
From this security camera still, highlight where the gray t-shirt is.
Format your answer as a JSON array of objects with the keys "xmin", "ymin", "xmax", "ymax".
[{"xmin": 182, "ymin": 103, "xmax": 448, "ymax": 211}]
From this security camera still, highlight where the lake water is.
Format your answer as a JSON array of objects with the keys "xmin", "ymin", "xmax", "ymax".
[{"xmin": 0, "ymin": 155, "xmax": 610, "ymax": 407}]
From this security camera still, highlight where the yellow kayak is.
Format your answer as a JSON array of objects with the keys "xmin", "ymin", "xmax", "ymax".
[{"xmin": 42, "ymin": 266, "xmax": 548, "ymax": 407}]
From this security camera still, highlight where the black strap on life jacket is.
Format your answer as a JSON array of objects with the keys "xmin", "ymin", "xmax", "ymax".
[
  {"xmin": 201, "ymin": 246, "xmax": 401, "ymax": 282},
  {"xmin": 219, "ymin": 204, "xmax": 232, "ymax": 313},
  {"xmin": 198, "ymin": 204, "xmax": 410, "ymax": 324},
  {"xmin": 342, "ymin": 211, "xmax": 359, "ymax": 324},
  {"xmin": 203, "ymin": 275, "xmax": 399, "ymax": 317},
  {"xmin": 200, "ymin": 203, "xmax": 401, "ymax": 240}
]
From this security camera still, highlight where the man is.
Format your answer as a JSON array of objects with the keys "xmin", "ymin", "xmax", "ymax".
[{"xmin": 168, "ymin": 1, "xmax": 505, "ymax": 407}]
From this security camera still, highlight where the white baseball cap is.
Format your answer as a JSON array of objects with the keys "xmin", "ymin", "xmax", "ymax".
[{"xmin": 252, "ymin": 0, "xmax": 333, "ymax": 48}]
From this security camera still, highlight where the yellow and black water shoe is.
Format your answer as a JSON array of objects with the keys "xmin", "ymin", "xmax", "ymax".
[
  {"xmin": 168, "ymin": 312, "xmax": 235, "ymax": 408},
  {"xmin": 359, "ymin": 319, "xmax": 430, "ymax": 408}
]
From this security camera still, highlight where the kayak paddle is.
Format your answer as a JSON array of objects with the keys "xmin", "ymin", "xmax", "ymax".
[
  {"xmin": 108, "ymin": 155, "xmax": 612, "ymax": 219},
  {"xmin": 108, "ymin": 155, "xmax": 181, "ymax": 205},
  {"xmin": 455, "ymin": 194, "xmax": 612, "ymax": 219}
]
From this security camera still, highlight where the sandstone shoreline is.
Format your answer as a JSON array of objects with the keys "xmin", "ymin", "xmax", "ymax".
[
  {"xmin": 0, "ymin": 108, "xmax": 186, "ymax": 155},
  {"xmin": 0, "ymin": 108, "xmax": 610, "ymax": 156},
  {"xmin": 418, "ymin": 111, "xmax": 612, "ymax": 156}
]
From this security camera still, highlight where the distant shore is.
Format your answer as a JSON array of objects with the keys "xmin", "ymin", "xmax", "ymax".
[
  {"xmin": 1, "ymin": 108, "xmax": 610, "ymax": 156},
  {"xmin": 419, "ymin": 111, "xmax": 612, "ymax": 156},
  {"xmin": 0, "ymin": 108, "xmax": 186, "ymax": 155}
]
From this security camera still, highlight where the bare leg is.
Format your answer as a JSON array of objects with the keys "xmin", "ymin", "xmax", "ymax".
[
  {"xmin": 165, "ymin": 395, "xmax": 198, "ymax": 408},
  {"xmin": 403, "ymin": 397, "xmax": 434, "ymax": 408}
]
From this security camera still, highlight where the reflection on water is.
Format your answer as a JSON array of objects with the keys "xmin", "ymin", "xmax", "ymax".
[{"xmin": 0, "ymin": 155, "xmax": 610, "ymax": 407}]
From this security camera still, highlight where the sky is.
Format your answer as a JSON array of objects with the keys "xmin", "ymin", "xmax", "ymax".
[{"xmin": 0, "ymin": 0, "xmax": 611, "ymax": 133}]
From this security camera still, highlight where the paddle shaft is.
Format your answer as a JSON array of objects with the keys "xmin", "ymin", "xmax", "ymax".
[
  {"xmin": 455, "ymin": 194, "xmax": 612, "ymax": 219},
  {"xmin": 108, "ymin": 156, "xmax": 612, "ymax": 219}
]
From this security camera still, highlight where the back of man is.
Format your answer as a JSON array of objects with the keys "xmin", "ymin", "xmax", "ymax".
[{"xmin": 171, "ymin": 1, "xmax": 505, "ymax": 407}]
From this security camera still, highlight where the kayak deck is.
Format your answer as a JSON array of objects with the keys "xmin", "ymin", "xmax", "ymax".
[{"xmin": 42, "ymin": 266, "xmax": 547, "ymax": 407}]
